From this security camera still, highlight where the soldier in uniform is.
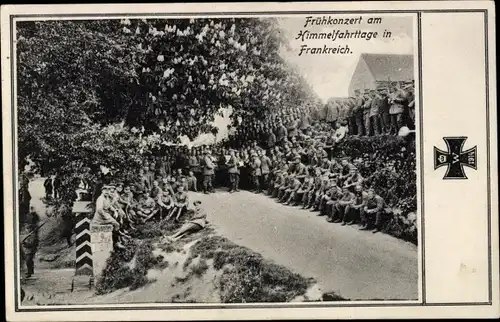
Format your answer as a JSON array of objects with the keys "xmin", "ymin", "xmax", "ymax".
[
  {"xmin": 20, "ymin": 206, "xmax": 40, "ymax": 278},
  {"xmin": 259, "ymin": 150, "xmax": 272, "ymax": 191},
  {"xmin": 377, "ymin": 88, "xmax": 391, "ymax": 134},
  {"xmin": 368, "ymin": 89, "xmax": 381, "ymax": 135},
  {"xmin": 170, "ymin": 185, "xmax": 189, "ymax": 222},
  {"xmin": 306, "ymin": 170, "xmax": 323, "ymax": 209},
  {"xmin": 331, "ymin": 186, "xmax": 356, "ymax": 224},
  {"xmin": 389, "ymin": 82, "xmax": 408, "ymax": 134},
  {"xmin": 324, "ymin": 179, "xmax": 343, "ymax": 219},
  {"xmin": 227, "ymin": 149, "xmax": 240, "ymax": 193},
  {"xmin": 362, "ymin": 89, "xmax": 373, "ymax": 136},
  {"xmin": 92, "ymin": 186, "xmax": 125, "ymax": 249},
  {"xmin": 361, "ymin": 188, "xmax": 386, "ymax": 232},
  {"xmin": 353, "ymin": 89, "xmax": 365, "ymax": 136},
  {"xmin": 201, "ymin": 150, "xmax": 215, "ymax": 194},
  {"xmin": 299, "ymin": 176, "xmax": 316, "ymax": 208},
  {"xmin": 350, "ymin": 185, "xmax": 367, "ymax": 226},
  {"xmin": 250, "ymin": 152, "xmax": 262, "ymax": 193}
]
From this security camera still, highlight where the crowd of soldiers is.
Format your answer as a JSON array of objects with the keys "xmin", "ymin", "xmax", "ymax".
[
  {"xmin": 321, "ymin": 81, "xmax": 415, "ymax": 136},
  {"xmin": 90, "ymin": 165, "xmax": 198, "ymax": 249},
  {"xmin": 21, "ymin": 80, "xmax": 414, "ymax": 271},
  {"xmin": 85, "ymin": 81, "xmax": 415, "ymax": 239}
]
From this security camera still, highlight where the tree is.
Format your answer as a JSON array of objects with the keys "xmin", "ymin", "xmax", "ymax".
[{"xmin": 16, "ymin": 18, "xmax": 318, "ymax": 212}]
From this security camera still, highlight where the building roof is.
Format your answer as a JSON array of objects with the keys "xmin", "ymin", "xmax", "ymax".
[{"xmin": 361, "ymin": 53, "xmax": 414, "ymax": 82}]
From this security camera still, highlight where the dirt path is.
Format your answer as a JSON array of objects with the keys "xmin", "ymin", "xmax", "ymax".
[{"xmin": 195, "ymin": 190, "xmax": 418, "ymax": 300}]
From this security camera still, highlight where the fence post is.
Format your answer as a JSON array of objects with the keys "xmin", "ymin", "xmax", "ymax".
[{"xmin": 71, "ymin": 201, "xmax": 93, "ymax": 291}]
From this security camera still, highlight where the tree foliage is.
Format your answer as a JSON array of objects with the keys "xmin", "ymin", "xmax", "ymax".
[{"xmin": 17, "ymin": 18, "xmax": 316, "ymax": 188}]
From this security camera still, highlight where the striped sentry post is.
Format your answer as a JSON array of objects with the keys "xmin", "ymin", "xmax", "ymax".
[{"xmin": 71, "ymin": 201, "xmax": 93, "ymax": 291}]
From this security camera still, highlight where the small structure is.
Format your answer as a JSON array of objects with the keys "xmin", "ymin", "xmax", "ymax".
[
  {"xmin": 348, "ymin": 53, "xmax": 414, "ymax": 96},
  {"xmin": 90, "ymin": 224, "xmax": 114, "ymax": 281}
]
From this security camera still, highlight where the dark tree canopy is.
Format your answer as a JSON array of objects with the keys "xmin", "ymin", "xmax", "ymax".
[{"xmin": 16, "ymin": 18, "xmax": 318, "ymax": 207}]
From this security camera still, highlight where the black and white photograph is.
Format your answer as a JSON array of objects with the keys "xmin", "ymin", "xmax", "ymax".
[
  {"xmin": 2, "ymin": 2, "xmax": 498, "ymax": 320},
  {"xmin": 14, "ymin": 13, "xmax": 419, "ymax": 305}
]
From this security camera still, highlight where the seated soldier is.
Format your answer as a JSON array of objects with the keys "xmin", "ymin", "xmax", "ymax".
[
  {"xmin": 312, "ymin": 176, "xmax": 329, "ymax": 212},
  {"xmin": 277, "ymin": 174, "xmax": 292, "ymax": 202},
  {"xmin": 92, "ymin": 186, "xmax": 125, "ymax": 250},
  {"xmin": 319, "ymin": 177, "xmax": 335, "ymax": 215},
  {"xmin": 161, "ymin": 201, "xmax": 207, "ymax": 242},
  {"xmin": 360, "ymin": 188, "xmax": 386, "ymax": 233},
  {"xmin": 298, "ymin": 176, "xmax": 315, "ymax": 208},
  {"xmin": 271, "ymin": 171, "xmax": 285, "ymax": 198},
  {"xmin": 157, "ymin": 189, "xmax": 175, "ymax": 220},
  {"xmin": 342, "ymin": 167, "xmax": 364, "ymax": 191},
  {"xmin": 161, "ymin": 176, "xmax": 175, "ymax": 196},
  {"xmin": 150, "ymin": 180, "xmax": 163, "ymax": 200},
  {"xmin": 284, "ymin": 174, "xmax": 302, "ymax": 205},
  {"xmin": 170, "ymin": 176, "xmax": 179, "ymax": 193},
  {"xmin": 306, "ymin": 171, "xmax": 323, "ymax": 209},
  {"xmin": 136, "ymin": 190, "xmax": 159, "ymax": 222},
  {"xmin": 325, "ymin": 180, "xmax": 343, "ymax": 220},
  {"xmin": 168, "ymin": 185, "xmax": 189, "ymax": 222},
  {"xmin": 108, "ymin": 185, "xmax": 127, "ymax": 228},
  {"xmin": 349, "ymin": 185, "xmax": 367, "ymax": 226},
  {"xmin": 329, "ymin": 158, "xmax": 343, "ymax": 175},
  {"xmin": 118, "ymin": 185, "xmax": 138, "ymax": 230},
  {"xmin": 180, "ymin": 177, "xmax": 189, "ymax": 192},
  {"xmin": 187, "ymin": 170, "xmax": 198, "ymax": 192},
  {"xmin": 175, "ymin": 168, "xmax": 185, "ymax": 184},
  {"xmin": 331, "ymin": 186, "xmax": 355, "ymax": 224}
]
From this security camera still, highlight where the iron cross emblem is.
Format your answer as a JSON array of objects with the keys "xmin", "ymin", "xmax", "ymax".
[{"xmin": 434, "ymin": 137, "xmax": 477, "ymax": 179}]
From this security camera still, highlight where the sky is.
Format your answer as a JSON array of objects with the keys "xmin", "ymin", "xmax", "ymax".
[{"xmin": 278, "ymin": 14, "xmax": 415, "ymax": 102}]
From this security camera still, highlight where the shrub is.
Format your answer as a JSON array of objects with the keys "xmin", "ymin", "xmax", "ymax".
[
  {"xmin": 95, "ymin": 240, "xmax": 164, "ymax": 294},
  {"xmin": 189, "ymin": 236, "xmax": 313, "ymax": 303},
  {"xmin": 191, "ymin": 259, "xmax": 209, "ymax": 277}
]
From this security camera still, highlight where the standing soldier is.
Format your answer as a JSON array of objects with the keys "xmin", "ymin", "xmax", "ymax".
[
  {"xmin": 259, "ymin": 150, "xmax": 272, "ymax": 191},
  {"xmin": 20, "ymin": 206, "xmax": 40, "ymax": 278},
  {"xmin": 227, "ymin": 149, "xmax": 240, "ymax": 193},
  {"xmin": 19, "ymin": 172, "xmax": 32, "ymax": 225},
  {"xmin": 362, "ymin": 89, "xmax": 373, "ymax": 136},
  {"xmin": 275, "ymin": 119, "xmax": 288, "ymax": 144},
  {"xmin": 201, "ymin": 150, "xmax": 215, "ymax": 194},
  {"xmin": 266, "ymin": 128, "xmax": 277, "ymax": 149},
  {"xmin": 353, "ymin": 89, "xmax": 365, "ymax": 136},
  {"xmin": 346, "ymin": 97, "xmax": 356, "ymax": 135},
  {"xmin": 188, "ymin": 149, "xmax": 200, "ymax": 183},
  {"xmin": 405, "ymin": 81, "xmax": 416, "ymax": 129},
  {"xmin": 43, "ymin": 176, "xmax": 53, "ymax": 199},
  {"xmin": 250, "ymin": 151, "xmax": 262, "ymax": 193},
  {"xmin": 326, "ymin": 98, "xmax": 339, "ymax": 128},
  {"xmin": 389, "ymin": 82, "xmax": 408, "ymax": 134},
  {"xmin": 368, "ymin": 89, "xmax": 381, "ymax": 135},
  {"xmin": 377, "ymin": 88, "xmax": 391, "ymax": 134},
  {"xmin": 53, "ymin": 174, "xmax": 62, "ymax": 199}
]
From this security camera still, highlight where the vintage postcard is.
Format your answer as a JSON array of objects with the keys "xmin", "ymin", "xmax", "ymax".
[{"xmin": 1, "ymin": 1, "xmax": 498, "ymax": 320}]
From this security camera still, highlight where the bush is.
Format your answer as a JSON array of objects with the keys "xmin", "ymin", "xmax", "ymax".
[
  {"xmin": 191, "ymin": 259, "xmax": 209, "ymax": 277},
  {"xmin": 188, "ymin": 236, "xmax": 313, "ymax": 303}
]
